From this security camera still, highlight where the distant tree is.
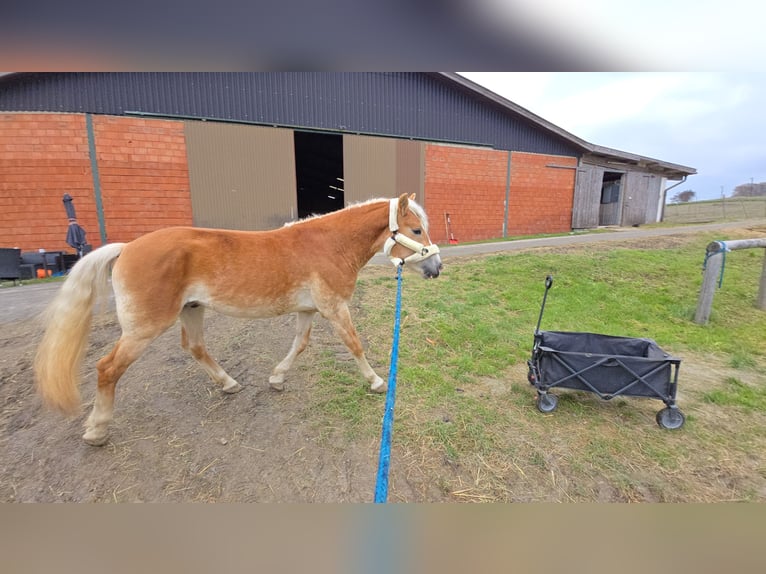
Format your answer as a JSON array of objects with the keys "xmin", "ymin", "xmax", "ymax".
[
  {"xmin": 671, "ymin": 190, "xmax": 696, "ymax": 203},
  {"xmin": 732, "ymin": 181, "xmax": 766, "ymax": 197}
]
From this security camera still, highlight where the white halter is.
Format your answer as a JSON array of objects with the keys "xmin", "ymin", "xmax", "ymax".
[{"xmin": 382, "ymin": 198, "xmax": 441, "ymax": 267}]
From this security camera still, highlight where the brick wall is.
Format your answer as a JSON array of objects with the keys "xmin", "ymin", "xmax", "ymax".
[
  {"xmin": 94, "ymin": 116, "xmax": 192, "ymax": 243},
  {"xmin": 0, "ymin": 113, "xmax": 98, "ymax": 253},
  {"xmin": 1, "ymin": 113, "xmax": 577, "ymax": 253},
  {"xmin": 424, "ymin": 144, "xmax": 509, "ymax": 244},
  {"xmin": 507, "ymin": 152, "xmax": 577, "ymax": 236},
  {"xmin": 423, "ymin": 144, "xmax": 577, "ymax": 243},
  {"xmin": 0, "ymin": 113, "xmax": 192, "ymax": 253}
]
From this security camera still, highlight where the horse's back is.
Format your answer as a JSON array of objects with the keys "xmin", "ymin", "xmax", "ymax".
[{"xmin": 111, "ymin": 226, "xmax": 318, "ymax": 319}]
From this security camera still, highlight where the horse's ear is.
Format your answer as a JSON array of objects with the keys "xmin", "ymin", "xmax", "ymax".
[{"xmin": 397, "ymin": 193, "xmax": 409, "ymax": 216}]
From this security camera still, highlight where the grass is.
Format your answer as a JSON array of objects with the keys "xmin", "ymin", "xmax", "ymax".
[
  {"xmin": 311, "ymin": 224, "xmax": 766, "ymax": 501},
  {"xmin": 703, "ymin": 377, "xmax": 766, "ymax": 411},
  {"xmin": 0, "ymin": 275, "xmax": 66, "ymax": 288}
]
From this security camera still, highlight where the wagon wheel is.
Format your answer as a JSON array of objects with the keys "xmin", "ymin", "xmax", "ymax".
[
  {"xmin": 656, "ymin": 407, "xmax": 685, "ymax": 430},
  {"xmin": 536, "ymin": 392, "xmax": 558, "ymax": 413},
  {"xmin": 526, "ymin": 361, "xmax": 537, "ymax": 384}
]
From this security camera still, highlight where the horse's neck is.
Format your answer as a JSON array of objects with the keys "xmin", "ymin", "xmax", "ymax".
[{"xmin": 304, "ymin": 202, "xmax": 390, "ymax": 268}]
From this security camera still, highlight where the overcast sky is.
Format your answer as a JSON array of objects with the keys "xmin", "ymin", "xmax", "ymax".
[{"xmin": 459, "ymin": 73, "xmax": 765, "ymax": 201}]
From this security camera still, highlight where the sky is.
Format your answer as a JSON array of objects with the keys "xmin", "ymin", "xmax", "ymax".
[{"xmin": 459, "ymin": 73, "xmax": 766, "ymax": 201}]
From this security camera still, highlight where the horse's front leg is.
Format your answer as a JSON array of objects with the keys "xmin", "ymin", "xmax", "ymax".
[
  {"xmin": 325, "ymin": 303, "xmax": 386, "ymax": 393},
  {"xmin": 269, "ymin": 310, "xmax": 316, "ymax": 391}
]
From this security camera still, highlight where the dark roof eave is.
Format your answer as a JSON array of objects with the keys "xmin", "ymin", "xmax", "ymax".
[
  {"xmin": 587, "ymin": 145, "xmax": 697, "ymax": 178},
  {"xmin": 438, "ymin": 72, "xmax": 592, "ymax": 153},
  {"xmin": 439, "ymin": 72, "xmax": 697, "ymax": 177}
]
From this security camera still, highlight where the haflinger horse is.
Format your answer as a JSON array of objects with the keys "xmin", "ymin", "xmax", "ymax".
[{"xmin": 34, "ymin": 193, "xmax": 442, "ymax": 445}]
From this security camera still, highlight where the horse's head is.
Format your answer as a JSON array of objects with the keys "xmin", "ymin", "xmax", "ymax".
[{"xmin": 384, "ymin": 193, "xmax": 443, "ymax": 279}]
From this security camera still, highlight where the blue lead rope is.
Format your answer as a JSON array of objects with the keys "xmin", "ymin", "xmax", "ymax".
[
  {"xmin": 702, "ymin": 240, "xmax": 729, "ymax": 288},
  {"xmin": 374, "ymin": 264, "xmax": 403, "ymax": 503}
]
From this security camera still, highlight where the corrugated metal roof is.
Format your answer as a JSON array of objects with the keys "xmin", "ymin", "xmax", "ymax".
[
  {"xmin": 0, "ymin": 72, "xmax": 580, "ymax": 157},
  {"xmin": 0, "ymin": 72, "xmax": 697, "ymax": 176}
]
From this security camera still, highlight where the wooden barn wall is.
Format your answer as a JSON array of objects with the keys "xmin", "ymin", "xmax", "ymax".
[
  {"xmin": 396, "ymin": 139, "xmax": 425, "ymax": 203},
  {"xmin": 184, "ymin": 121, "xmax": 297, "ymax": 230},
  {"xmin": 343, "ymin": 135, "xmax": 423, "ymax": 204},
  {"xmin": 643, "ymin": 173, "xmax": 663, "ymax": 223},
  {"xmin": 599, "ymin": 188, "xmax": 623, "ymax": 226},
  {"xmin": 571, "ymin": 163, "xmax": 602, "ymax": 229},
  {"xmin": 622, "ymin": 171, "xmax": 655, "ymax": 227},
  {"xmin": 343, "ymin": 135, "xmax": 396, "ymax": 203}
]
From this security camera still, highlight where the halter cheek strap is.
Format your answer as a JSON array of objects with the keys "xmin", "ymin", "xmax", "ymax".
[{"xmin": 382, "ymin": 198, "xmax": 441, "ymax": 267}]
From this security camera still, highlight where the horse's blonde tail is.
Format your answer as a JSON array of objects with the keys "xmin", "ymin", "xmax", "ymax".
[{"xmin": 34, "ymin": 243, "xmax": 125, "ymax": 415}]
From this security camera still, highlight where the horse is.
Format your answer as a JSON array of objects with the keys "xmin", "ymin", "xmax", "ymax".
[{"xmin": 34, "ymin": 193, "xmax": 442, "ymax": 446}]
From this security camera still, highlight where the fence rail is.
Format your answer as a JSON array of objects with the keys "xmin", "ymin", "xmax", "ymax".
[{"xmin": 665, "ymin": 197, "xmax": 766, "ymax": 224}]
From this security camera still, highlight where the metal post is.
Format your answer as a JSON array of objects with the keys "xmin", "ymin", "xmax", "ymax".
[
  {"xmin": 85, "ymin": 113, "xmax": 108, "ymax": 245},
  {"xmin": 503, "ymin": 151, "xmax": 511, "ymax": 238}
]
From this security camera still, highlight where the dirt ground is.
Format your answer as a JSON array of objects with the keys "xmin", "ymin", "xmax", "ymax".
[
  {"xmin": 3, "ymin": 220, "xmax": 765, "ymax": 503},
  {"xmin": 0, "ymin": 284, "xmax": 402, "ymax": 502}
]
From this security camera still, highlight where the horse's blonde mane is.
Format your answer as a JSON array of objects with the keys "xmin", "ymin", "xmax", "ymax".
[{"xmin": 284, "ymin": 197, "xmax": 429, "ymax": 231}]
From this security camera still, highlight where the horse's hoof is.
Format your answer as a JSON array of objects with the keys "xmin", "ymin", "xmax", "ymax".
[
  {"xmin": 222, "ymin": 381, "xmax": 242, "ymax": 394},
  {"xmin": 82, "ymin": 431, "xmax": 109, "ymax": 446},
  {"xmin": 370, "ymin": 379, "xmax": 387, "ymax": 393},
  {"xmin": 269, "ymin": 374, "xmax": 285, "ymax": 391}
]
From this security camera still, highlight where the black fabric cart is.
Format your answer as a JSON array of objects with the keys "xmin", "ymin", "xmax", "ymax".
[{"xmin": 526, "ymin": 276, "xmax": 685, "ymax": 429}]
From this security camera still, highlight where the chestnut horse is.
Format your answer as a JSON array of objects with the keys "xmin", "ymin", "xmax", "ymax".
[{"xmin": 34, "ymin": 193, "xmax": 441, "ymax": 445}]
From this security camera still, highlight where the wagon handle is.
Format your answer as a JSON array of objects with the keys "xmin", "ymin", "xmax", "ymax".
[{"xmin": 535, "ymin": 275, "xmax": 554, "ymax": 335}]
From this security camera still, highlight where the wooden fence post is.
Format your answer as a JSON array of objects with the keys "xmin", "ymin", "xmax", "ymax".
[
  {"xmin": 694, "ymin": 247, "xmax": 724, "ymax": 325},
  {"xmin": 758, "ymin": 252, "xmax": 766, "ymax": 311},
  {"xmin": 694, "ymin": 238, "xmax": 766, "ymax": 325}
]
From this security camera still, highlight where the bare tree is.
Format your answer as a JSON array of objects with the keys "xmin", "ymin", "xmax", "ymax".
[
  {"xmin": 670, "ymin": 189, "xmax": 696, "ymax": 203},
  {"xmin": 732, "ymin": 182, "xmax": 766, "ymax": 197}
]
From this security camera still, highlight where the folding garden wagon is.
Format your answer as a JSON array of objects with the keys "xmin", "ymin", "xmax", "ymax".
[{"xmin": 526, "ymin": 276, "xmax": 685, "ymax": 429}]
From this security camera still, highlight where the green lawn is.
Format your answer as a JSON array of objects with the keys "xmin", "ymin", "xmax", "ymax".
[{"xmin": 311, "ymin": 225, "xmax": 766, "ymax": 501}]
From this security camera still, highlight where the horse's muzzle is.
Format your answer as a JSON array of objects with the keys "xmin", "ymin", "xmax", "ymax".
[{"xmin": 420, "ymin": 255, "xmax": 443, "ymax": 279}]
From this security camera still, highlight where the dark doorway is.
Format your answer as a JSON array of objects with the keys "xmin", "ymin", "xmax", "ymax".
[
  {"xmin": 294, "ymin": 131, "xmax": 344, "ymax": 219},
  {"xmin": 599, "ymin": 171, "xmax": 623, "ymax": 226}
]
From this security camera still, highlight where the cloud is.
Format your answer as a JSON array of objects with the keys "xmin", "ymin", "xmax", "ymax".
[
  {"xmin": 460, "ymin": 72, "xmax": 766, "ymax": 198},
  {"xmin": 473, "ymin": 0, "xmax": 766, "ymax": 70}
]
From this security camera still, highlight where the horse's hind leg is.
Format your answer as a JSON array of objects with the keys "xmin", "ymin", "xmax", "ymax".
[
  {"xmin": 180, "ymin": 304, "xmax": 241, "ymax": 394},
  {"xmin": 269, "ymin": 310, "xmax": 316, "ymax": 391},
  {"xmin": 84, "ymin": 333, "xmax": 156, "ymax": 445}
]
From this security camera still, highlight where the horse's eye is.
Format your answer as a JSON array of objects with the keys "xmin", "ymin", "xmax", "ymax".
[{"xmin": 412, "ymin": 229, "xmax": 422, "ymax": 235}]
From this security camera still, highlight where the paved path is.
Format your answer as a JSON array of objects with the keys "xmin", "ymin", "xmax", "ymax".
[
  {"xmin": 0, "ymin": 282, "xmax": 63, "ymax": 325},
  {"xmin": 370, "ymin": 218, "xmax": 766, "ymax": 264},
  {"xmin": 3, "ymin": 219, "xmax": 763, "ymax": 325}
]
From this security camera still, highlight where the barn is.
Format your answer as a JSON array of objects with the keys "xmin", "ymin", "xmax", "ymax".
[{"xmin": 0, "ymin": 72, "xmax": 696, "ymax": 254}]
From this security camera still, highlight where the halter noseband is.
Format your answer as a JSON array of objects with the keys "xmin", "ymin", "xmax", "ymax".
[{"xmin": 382, "ymin": 198, "xmax": 441, "ymax": 267}]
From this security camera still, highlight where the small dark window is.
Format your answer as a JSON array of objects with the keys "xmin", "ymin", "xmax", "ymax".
[{"xmin": 601, "ymin": 180, "xmax": 621, "ymax": 204}]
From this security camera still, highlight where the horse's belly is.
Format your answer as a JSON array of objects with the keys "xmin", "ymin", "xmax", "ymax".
[{"xmin": 206, "ymin": 290, "xmax": 316, "ymax": 318}]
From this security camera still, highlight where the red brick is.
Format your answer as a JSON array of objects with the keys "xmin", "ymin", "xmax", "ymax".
[{"xmin": 423, "ymin": 144, "xmax": 576, "ymax": 243}]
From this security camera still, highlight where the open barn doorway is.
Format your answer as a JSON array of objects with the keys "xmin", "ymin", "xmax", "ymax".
[
  {"xmin": 599, "ymin": 171, "xmax": 624, "ymax": 226},
  {"xmin": 294, "ymin": 131, "xmax": 344, "ymax": 219}
]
